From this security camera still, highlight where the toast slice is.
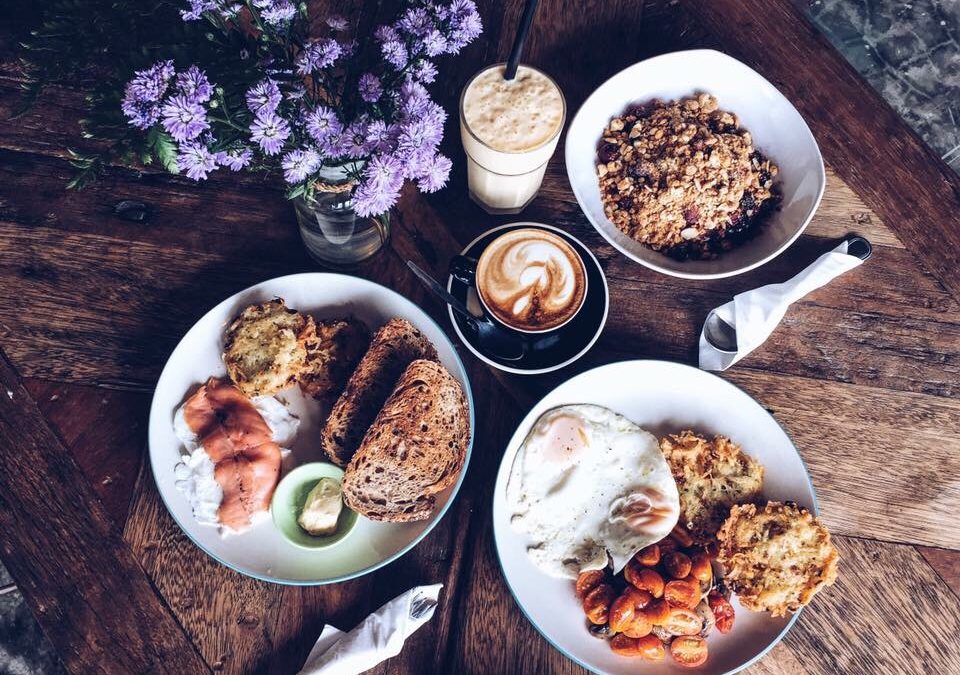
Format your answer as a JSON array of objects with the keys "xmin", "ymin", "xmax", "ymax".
[
  {"xmin": 223, "ymin": 298, "xmax": 316, "ymax": 397},
  {"xmin": 342, "ymin": 359, "xmax": 470, "ymax": 522},
  {"xmin": 321, "ymin": 318, "xmax": 439, "ymax": 466},
  {"xmin": 299, "ymin": 318, "xmax": 370, "ymax": 405}
]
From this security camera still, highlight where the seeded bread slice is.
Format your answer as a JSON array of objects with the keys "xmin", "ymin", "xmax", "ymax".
[
  {"xmin": 342, "ymin": 359, "xmax": 470, "ymax": 522},
  {"xmin": 223, "ymin": 299, "xmax": 316, "ymax": 397},
  {"xmin": 321, "ymin": 318, "xmax": 438, "ymax": 466},
  {"xmin": 299, "ymin": 318, "xmax": 370, "ymax": 405}
]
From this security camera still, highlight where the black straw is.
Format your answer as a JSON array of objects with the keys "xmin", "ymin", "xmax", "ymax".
[{"xmin": 504, "ymin": 0, "xmax": 540, "ymax": 80}]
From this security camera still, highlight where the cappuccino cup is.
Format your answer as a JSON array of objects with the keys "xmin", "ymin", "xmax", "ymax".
[{"xmin": 450, "ymin": 226, "xmax": 588, "ymax": 334}]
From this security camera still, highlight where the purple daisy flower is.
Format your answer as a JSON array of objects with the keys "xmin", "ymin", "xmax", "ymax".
[
  {"xmin": 374, "ymin": 25, "xmax": 399, "ymax": 43},
  {"xmin": 319, "ymin": 128, "xmax": 350, "ymax": 160},
  {"xmin": 216, "ymin": 147, "xmax": 253, "ymax": 171},
  {"xmin": 246, "ymin": 78, "xmax": 281, "ymax": 115},
  {"xmin": 447, "ymin": 2, "xmax": 482, "ymax": 53},
  {"xmin": 398, "ymin": 7, "xmax": 431, "ymax": 37},
  {"xmin": 296, "ymin": 38, "xmax": 342, "ymax": 75},
  {"xmin": 422, "ymin": 30, "xmax": 447, "ymax": 57},
  {"xmin": 415, "ymin": 153, "xmax": 452, "ymax": 192},
  {"xmin": 176, "ymin": 65, "xmax": 213, "ymax": 103},
  {"xmin": 398, "ymin": 81, "xmax": 431, "ymax": 117},
  {"xmin": 181, "ymin": 0, "xmax": 217, "ymax": 20},
  {"xmin": 358, "ymin": 73, "xmax": 382, "ymax": 103},
  {"xmin": 305, "ymin": 106, "xmax": 342, "ymax": 143},
  {"xmin": 126, "ymin": 60, "xmax": 175, "ymax": 103},
  {"xmin": 326, "ymin": 15, "xmax": 349, "ymax": 31},
  {"xmin": 160, "ymin": 95, "xmax": 210, "ymax": 142},
  {"xmin": 177, "ymin": 142, "xmax": 218, "ymax": 180},
  {"xmin": 381, "ymin": 40, "xmax": 408, "ymax": 69},
  {"xmin": 281, "ymin": 148, "xmax": 321, "ymax": 184},
  {"xmin": 342, "ymin": 122, "xmax": 370, "ymax": 157},
  {"xmin": 121, "ymin": 96, "xmax": 161, "ymax": 130},
  {"xmin": 353, "ymin": 154, "xmax": 404, "ymax": 217},
  {"xmin": 410, "ymin": 60, "xmax": 438, "ymax": 84},
  {"xmin": 249, "ymin": 111, "xmax": 290, "ymax": 155},
  {"xmin": 364, "ymin": 120, "xmax": 394, "ymax": 154},
  {"xmin": 256, "ymin": 0, "xmax": 296, "ymax": 25}
]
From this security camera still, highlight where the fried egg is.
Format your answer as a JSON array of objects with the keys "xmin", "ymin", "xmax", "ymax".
[{"xmin": 506, "ymin": 404, "xmax": 680, "ymax": 578}]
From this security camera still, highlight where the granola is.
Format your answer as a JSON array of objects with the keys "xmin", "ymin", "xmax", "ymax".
[{"xmin": 596, "ymin": 94, "xmax": 780, "ymax": 260}]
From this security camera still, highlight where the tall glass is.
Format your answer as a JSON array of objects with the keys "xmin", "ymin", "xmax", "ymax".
[{"xmin": 459, "ymin": 63, "xmax": 566, "ymax": 215}]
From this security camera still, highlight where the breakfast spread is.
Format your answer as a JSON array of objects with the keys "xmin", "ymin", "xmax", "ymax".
[
  {"xmin": 298, "ymin": 477, "xmax": 344, "ymax": 536},
  {"xmin": 505, "ymin": 405, "xmax": 680, "ymax": 578},
  {"xmin": 172, "ymin": 299, "xmax": 469, "ymax": 537},
  {"xmin": 506, "ymin": 414, "xmax": 839, "ymax": 668},
  {"xmin": 475, "ymin": 228, "xmax": 587, "ymax": 332},
  {"xmin": 596, "ymin": 93, "xmax": 781, "ymax": 260}
]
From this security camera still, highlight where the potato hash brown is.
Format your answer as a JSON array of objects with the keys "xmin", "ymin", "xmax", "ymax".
[
  {"xmin": 717, "ymin": 502, "xmax": 839, "ymax": 617},
  {"xmin": 659, "ymin": 431, "xmax": 764, "ymax": 543}
]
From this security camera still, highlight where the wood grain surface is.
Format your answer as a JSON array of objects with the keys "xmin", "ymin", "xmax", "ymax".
[{"xmin": 0, "ymin": 1, "xmax": 958, "ymax": 674}]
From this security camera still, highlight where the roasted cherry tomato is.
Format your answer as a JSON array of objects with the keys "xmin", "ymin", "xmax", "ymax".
[
  {"xmin": 575, "ymin": 569, "xmax": 607, "ymax": 600},
  {"xmin": 708, "ymin": 590, "xmax": 735, "ymax": 633},
  {"xmin": 635, "ymin": 544, "xmax": 661, "ymax": 566},
  {"xmin": 610, "ymin": 634, "xmax": 641, "ymax": 657},
  {"xmin": 662, "ymin": 607, "xmax": 704, "ymax": 636},
  {"xmin": 609, "ymin": 587, "xmax": 652, "ymax": 633},
  {"xmin": 689, "ymin": 552, "xmax": 713, "ymax": 584},
  {"xmin": 664, "ymin": 578, "xmax": 700, "ymax": 609},
  {"xmin": 636, "ymin": 634, "xmax": 666, "ymax": 661},
  {"xmin": 640, "ymin": 599, "xmax": 672, "ymax": 626},
  {"xmin": 670, "ymin": 636, "xmax": 708, "ymax": 667},
  {"xmin": 663, "ymin": 551, "xmax": 693, "ymax": 579},
  {"xmin": 623, "ymin": 612, "xmax": 653, "ymax": 638},
  {"xmin": 657, "ymin": 537, "xmax": 680, "ymax": 555},
  {"xmin": 625, "ymin": 564, "xmax": 664, "ymax": 598},
  {"xmin": 583, "ymin": 584, "xmax": 615, "ymax": 625}
]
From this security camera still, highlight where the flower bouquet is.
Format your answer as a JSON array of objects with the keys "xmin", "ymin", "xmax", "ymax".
[{"xmin": 117, "ymin": 0, "xmax": 482, "ymax": 263}]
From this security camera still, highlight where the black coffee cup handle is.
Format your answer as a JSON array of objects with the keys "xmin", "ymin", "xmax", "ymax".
[{"xmin": 449, "ymin": 255, "xmax": 478, "ymax": 287}]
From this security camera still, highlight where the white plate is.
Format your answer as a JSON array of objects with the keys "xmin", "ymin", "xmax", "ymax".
[
  {"xmin": 565, "ymin": 50, "xmax": 825, "ymax": 279},
  {"xmin": 148, "ymin": 273, "xmax": 474, "ymax": 584},
  {"xmin": 493, "ymin": 360, "xmax": 816, "ymax": 674}
]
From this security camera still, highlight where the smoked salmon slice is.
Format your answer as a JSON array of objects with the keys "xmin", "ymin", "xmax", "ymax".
[{"xmin": 182, "ymin": 377, "xmax": 282, "ymax": 531}]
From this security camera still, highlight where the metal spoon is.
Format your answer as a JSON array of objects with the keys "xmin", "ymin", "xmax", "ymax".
[
  {"xmin": 704, "ymin": 236, "xmax": 873, "ymax": 353},
  {"xmin": 406, "ymin": 261, "xmax": 526, "ymax": 362}
]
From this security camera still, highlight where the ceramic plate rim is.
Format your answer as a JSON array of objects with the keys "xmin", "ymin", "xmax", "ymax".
[
  {"xmin": 564, "ymin": 49, "xmax": 826, "ymax": 280},
  {"xmin": 147, "ymin": 272, "xmax": 475, "ymax": 586},
  {"xmin": 446, "ymin": 222, "xmax": 610, "ymax": 375},
  {"xmin": 492, "ymin": 359, "xmax": 818, "ymax": 674}
]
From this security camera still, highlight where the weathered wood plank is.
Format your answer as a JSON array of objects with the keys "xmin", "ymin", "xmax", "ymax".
[{"xmin": 0, "ymin": 350, "xmax": 210, "ymax": 675}]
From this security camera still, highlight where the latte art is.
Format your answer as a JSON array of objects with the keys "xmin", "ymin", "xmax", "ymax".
[{"xmin": 476, "ymin": 229, "xmax": 587, "ymax": 332}]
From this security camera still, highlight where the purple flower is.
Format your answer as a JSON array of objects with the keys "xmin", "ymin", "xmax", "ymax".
[
  {"xmin": 297, "ymin": 38, "xmax": 342, "ymax": 75},
  {"xmin": 121, "ymin": 97, "xmax": 162, "ymax": 129},
  {"xmin": 397, "ymin": 81, "xmax": 430, "ymax": 117},
  {"xmin": 216, "ymin": 147, "xmax": 253, "ymax": 171},
  {"xmin": 255, "ymin": 0, "xmax": 296, "ymax": 25},
  {"xmin": 125, "ymin": 60, "xmax": 175, "ymax": 103},
  {"xmin": 246, "ymin": 78, "xmax": 281, "ymax": 115},
  {"xmin": 319, "ymin": 128, "xmax": 350, "ymax": 159},
  {"xmin": 181, "ymin": 0, "xmax": 216, "ymax": 20},
  {"xmin": 422, "ymin": 30, "xmax": 448, "ymax": 57},
  {"xmin": 326, "ymin": 15, "xmax": 349, "ymax": 31},
  {"xmin": 176, "ymin": 66, "xmax": 213, "ymax": 103},
  {"xmin": 410, "ymin": 60, "xmax": 438, "ymax": 84},
  {"xmin": 281, "ymin": 148, "xmax": 321, "ymax": 184},
  {"xmin": 374, "ymin": 25, "xmax": 399, "ymax": 43},
  {"xmin": 353, "ymin": 154, "xmax": 404, "ymax": 217},
  {"xmin": 342, "ymin": 122, "xmax": 370, "ymax": 157},
  {"xmin": 249, "ymin": 111, "xmax": 290, "ymax": 155},
  {"xmin": 305, "ymin": 106, "xmax": 342, "ymax": 143},
  {"xmin": 414, "ymin": 153, "xmax": 452, "ymax": 192},
  {"xmin": 381, "ymin": 40, "xmax": 408, "ymax": 69},
  {"xmin": 365, "ymin": 120, "xmax": 394, "ymax": 154},
  {"xmin": 161, "ymin": 95, "xmax": 210, "ymax": 142},
  {"xmin": 358, "ymin": 73, "xmax": 382, "ymax": 103},
  {"xmin": 177, "ymin": 142, "xmax": 218, "ymax": 180},
  {"xmin": 447, "ymin": 1, "xmax": 482, "ymax": 53},
  {"xmin": 398, "ymin": 7, "xmax": 432, "ymax": 37}
]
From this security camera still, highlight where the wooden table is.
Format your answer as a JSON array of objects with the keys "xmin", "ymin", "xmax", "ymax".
[{"xmin": 1, "ymin": 1, "xmax": 959, "ymax": 673}]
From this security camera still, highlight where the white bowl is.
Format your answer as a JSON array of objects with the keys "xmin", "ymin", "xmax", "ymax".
[{"xmin": 565, "ymin": 50, "xmax": 825, "ymax": 279}]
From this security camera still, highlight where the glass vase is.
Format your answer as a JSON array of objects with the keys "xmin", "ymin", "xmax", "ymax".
[{"xmin": 294, "ymin": 163, "xmax": 390, "ymax": 267}]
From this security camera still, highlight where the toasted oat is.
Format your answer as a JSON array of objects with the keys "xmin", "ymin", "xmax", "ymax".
[
  {"xmin": 717, "ymin": 502, "xmax": 839, "ymax": 616},
  {"xmin": 659, "ymin": 430, "xmax": 764, "ymax": 543},
  {"xmin": 597, "ymin": 93, "xmax": 779, "ymax": 260}
]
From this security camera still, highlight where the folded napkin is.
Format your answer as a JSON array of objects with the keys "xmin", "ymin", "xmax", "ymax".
[
  {"xmin": 699, "ymin": 240, "xmax": 865, "ymax": 371},
  {"xmin": 297, "ymin": 584, "xmax": 442, "ymax": 675}
]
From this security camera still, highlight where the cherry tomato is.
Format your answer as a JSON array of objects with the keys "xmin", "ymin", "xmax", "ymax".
[
  {"xmin": 623, "ymin": 612, "xmax": 653, "ymax": 638},
  {"xmin": 664, "ymin": 579, "xmax": 700, "ymax": 609},
  {"xmin": 663, "ymin": 552, "xmax": 693, "ymax": 579},
  {"xmin": 641, "ymin": 599, "xmax": 672, "ymax": 626},
  {"xmin": 708, "ymin": 591, "xmax": 735, "ymax": 633},
  {"xmin": 636, "ymin": 634, "xmax": 666, "ymax": 661},
  {"xmin": 610, "ymin": 634, "xmax": 641, "ymax": 657},
  {"xmin": 657, "ymin": 537, "xmax": 680, "ymax": 555},
  {"xmin": 583, "ymin": 584, "xmax": 615, "ymax": 625},
  {"xmin": 625, "ymin": 564, "xmax": 664, "ymax": 598},
  {"xmin": 689, "ymin": 552, "xmax": 713, "ymax": 584},
  {"xmin": 661, "ymin": 607, "xmax": 703, "ymax": 636},
  {"xmin": 575, "ymin": 569, "xmax": 606, "ymax": 600},
  {"xmin": 670, "ymin": 636, "xmax": 708, "ymax": 667},
  {"xmin": 635, "ymin": 544, "xmax": 661, "ymax": 566}
]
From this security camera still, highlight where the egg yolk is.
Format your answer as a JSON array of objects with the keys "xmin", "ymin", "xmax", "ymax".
[{"xmin": 539, "ymin": 414, "xmax": 590, "ymax": 465}]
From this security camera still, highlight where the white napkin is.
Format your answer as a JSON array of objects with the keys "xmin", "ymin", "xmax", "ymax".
[
  {"xmin": 296, "ymin": 584, "xmax": 442, "ymax": 675},
  {"xmin": 699, "ymin": 240, "xmax": 865, "ymax": 371}
]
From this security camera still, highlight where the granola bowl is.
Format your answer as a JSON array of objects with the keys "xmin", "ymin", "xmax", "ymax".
[{"xmin": 565, "ymin": 50, "xmax": 825, "ymax": 279}]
